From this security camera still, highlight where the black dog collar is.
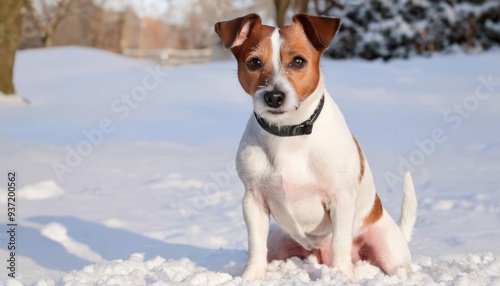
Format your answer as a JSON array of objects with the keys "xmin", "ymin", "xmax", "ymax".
[{"xmin": 254, "ymin": 95, "xmax": 325, "ymax": 137}]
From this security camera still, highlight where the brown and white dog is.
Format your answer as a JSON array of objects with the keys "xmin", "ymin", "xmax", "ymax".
[{"xmin": 214, "ymin": 14, "xmax": 417, "ymax": 282}]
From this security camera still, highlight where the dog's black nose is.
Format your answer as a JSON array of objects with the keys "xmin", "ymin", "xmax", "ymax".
[{"xmin": 264, "ymin": 90, "xmax": 285, "ymax": 108}]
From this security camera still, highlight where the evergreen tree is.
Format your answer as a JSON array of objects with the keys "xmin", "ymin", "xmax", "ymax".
[{"xmin": 324, "ymin": 0, "xmax": 500, "ymax": 60}]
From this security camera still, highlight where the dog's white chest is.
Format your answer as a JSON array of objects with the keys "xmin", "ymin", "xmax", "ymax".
[
  {"xmin": 268, "ymin": 180, "xmax": 331, "ymax": 237},
  {"xmin": 256, "ymin": 144, "xmax": 333, "ymax": 242}
]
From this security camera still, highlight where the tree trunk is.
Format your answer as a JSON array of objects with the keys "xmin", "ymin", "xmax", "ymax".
[
  {"xmin": 274, "ymin": 0, "xmax": 291, "ymax": 27},
  {"xmin": 298, "ymin": 0, "xmax": 309, "ymax": 13},
  {"xmin": 45, "ymin": 30, "xmax": 53, "ymax": 47},
  {"xmin": 0, "ymin": 0, "xmax": 24, "ymax": 95}
]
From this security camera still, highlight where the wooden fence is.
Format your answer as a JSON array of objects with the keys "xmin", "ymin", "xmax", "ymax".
[{"xmin": 123, "ymin": 48, "xmax": 212, "ymax": 66}]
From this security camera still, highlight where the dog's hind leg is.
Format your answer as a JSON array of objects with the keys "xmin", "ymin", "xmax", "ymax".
[{"xmin": 354, "ymin": 211, "xmax": 413, "ymax": 277}]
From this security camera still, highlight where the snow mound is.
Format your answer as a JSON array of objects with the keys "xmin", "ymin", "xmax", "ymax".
[
  {"xmin": 18, "ymin": 180, "xmax": 64, "ymax": 200},
  {"xmin": 54, "ymin": 252, "xmax": 500, "ymax": 285},
  {"xmin": 61, "ymin": 253, "xmax": 233, "ymax": 286},
  {"xmin": 416, "ymin": 253, "xmax": 500, "ymax": 285}
]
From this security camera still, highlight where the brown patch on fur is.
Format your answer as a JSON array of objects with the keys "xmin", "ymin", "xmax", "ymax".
[
  {"xmin": 363, "ymin": 195, "xmax": 383, "ymax": 226},
  {"xmin": 214, "ymin": 14, "xmax": 260, "ymax": 49},
  {"xmin": 280, "ymin": 23, "xmax": 322, "ymax": 100},
  {"xmin": 231, "ymin": 24, "xmax": 275, "ymax": 96},
  {"xmin": 291, "ymin": 14, "xmax": 341, "ymax": 52},
  {"xmin": 234, "ymin": 34, "xmax": 274, "ymax": 96},
  {"xmin": 352, "ymin": 135, "xmax": 365, "ymax": 182},
  {"xmin": 214, "ymin": 14, "xmax": 275, "ymax": 96}
]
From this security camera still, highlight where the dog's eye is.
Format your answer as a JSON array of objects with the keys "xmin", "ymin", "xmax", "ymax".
[
  {"xmin": 290, "ymin": 57, "xmax": 306, "ymax": 69},
  {"xmin": 246, "ymin": 58, "xmax": 262, "ymax": 71}
]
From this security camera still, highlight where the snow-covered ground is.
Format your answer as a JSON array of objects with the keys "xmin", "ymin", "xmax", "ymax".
[{"xmin": 1, "ymin": 46, "xmax": 499, "ymax": 285}]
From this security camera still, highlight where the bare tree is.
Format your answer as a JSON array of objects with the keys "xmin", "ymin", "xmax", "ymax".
[
  {"xmin": 169, "ymin": 0, "xmax": 230, "ymax": 49},
  {"xmin": 0, "ymin": 0, "xmax": 24, "ymax": 96},
  {"xmin": 312, "ymin": 0, "xmax": 344, "ymax": 15},
  {"xmin": 93, "ymin": 9, "xmax": 126, "ymax": 53},
  {"xmin": 25, "ymin": 0, "xmax": 74, "ymax": 47},
  {"xmin": 75, "ymin": 0, "xmax": 103, "ymax": 47},
  {"xmin": 274, "ymin": 0, "xmax": 310, "ymax": 27}
]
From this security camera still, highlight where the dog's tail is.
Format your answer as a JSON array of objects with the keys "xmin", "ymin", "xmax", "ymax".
[{"xmin": 398, "ymin": 172, "xmax": 417, "ymax": 242}]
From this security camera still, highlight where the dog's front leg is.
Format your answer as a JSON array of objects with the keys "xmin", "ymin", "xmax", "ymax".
[
  {"xmin": 330, "ymin": 191, "xmax": 356, "ymax": 283},
  {"xmin": 241, "ymin": 190, "xmax": 270, "ymax": 280}
]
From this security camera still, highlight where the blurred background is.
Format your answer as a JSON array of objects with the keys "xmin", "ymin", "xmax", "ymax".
[{"xmin": 2, "ymin": 0, "xmax": 500, "ymax": 96}]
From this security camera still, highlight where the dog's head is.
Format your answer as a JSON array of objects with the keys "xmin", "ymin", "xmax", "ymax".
[{"xmin": 215, "ymin": 14, "xmax": 340, "ymax": 125}]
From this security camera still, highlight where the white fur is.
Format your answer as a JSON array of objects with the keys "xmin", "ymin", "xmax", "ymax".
[
  {"xmin": 399, "ymin": 172, "xmax": 417, "ymax": 242},
  {"xmin": 236, "ymin": 29, "xmax": 417, "ymax": 283},
  {"xmin": 271, "ymin": 28, "xmax": 281, "ymax": 73},
  {"xmin": 253, "ymin": 28, "xmax": 302, "ymax": 127}
]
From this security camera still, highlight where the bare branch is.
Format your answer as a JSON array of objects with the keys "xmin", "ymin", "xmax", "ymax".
[
  {"xmin": 313, "ymin": 0, "xmax": 344, "ymax": 16},
  {"xmin": 25, "ymin": 0, "xmax": 79, "ymax": 46},
  {"xmin": 50, "ymin": 0, "xmax": 72, "ymax": 33},
  {"xmin": 25, "ymin": 0, "xmax": 46, "ymax": 34}
]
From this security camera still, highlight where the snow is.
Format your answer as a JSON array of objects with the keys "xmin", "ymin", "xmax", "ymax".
[
  {"xmin": 1, "ymin": 46, "xmax": 500, "ymax": 285},
  {"xmin": 0, "ymin": 94, "xmax": 27, "ymax": 104},
  {"xmin": 33, "ymin": 253, "xmax": 500, "ymax": 285},
  {"xmin": 485, "ymin": 19, "xmax": 500, "ymax": 34},
  {"xmin": 61, "ymin": 253, "xmax": 234, "ymax": 286},
  {"xmin": 41, "ymin": 222, "xmax": 103, "ymax": 262},
  {"xmin": 16, "ymin": 180, "xmax": 64, "ymax": 200}
]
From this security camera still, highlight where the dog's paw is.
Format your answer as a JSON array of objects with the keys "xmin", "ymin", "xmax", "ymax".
[
  {"xmin": 241, "ymin": 265, "xmax": 267, "ymax": 280},
  {"xmin": 331, "ymin": 266, "xmax": 356, "ymax": 284}
]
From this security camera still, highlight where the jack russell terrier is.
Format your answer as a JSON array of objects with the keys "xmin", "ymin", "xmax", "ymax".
[{"xmin": 214, "ymin": 13, "xmax": 417, "ymax": 282}]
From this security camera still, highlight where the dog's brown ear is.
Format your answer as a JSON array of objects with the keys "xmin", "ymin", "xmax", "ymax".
[
  {"xmin": 292, "ymin": 14, "xmax": 341, "ymax": 52},
  {"xmin": 214, "ymin": 14, "xmax": 261, "ymax": 49}
]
